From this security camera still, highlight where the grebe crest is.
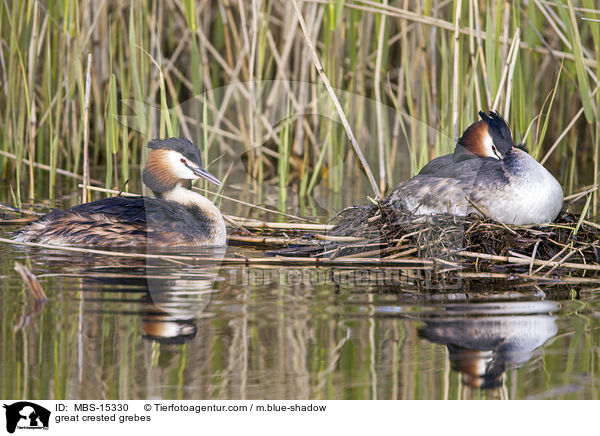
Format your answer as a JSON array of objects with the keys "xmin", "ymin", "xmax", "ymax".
[{"xmin": 14, "ymin": 137, "xmax": 226, "ymax": 247}]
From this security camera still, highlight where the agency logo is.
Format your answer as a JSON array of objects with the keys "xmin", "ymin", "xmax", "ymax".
[{"xmin": 2, "ymin": 402, "xmax": 50, "ymax": 434}]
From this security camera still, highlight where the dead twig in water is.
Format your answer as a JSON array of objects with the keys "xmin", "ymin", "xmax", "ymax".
[
  {"xmin": 14, "ymin": 262, "xmax": 47, "ymax": 302},
  {"xmin": 0, "ymin": 237, "xmax": 433, "ymax": 268},
  {"xmin": 13, "ymin": 261, "xmax": 47, "ymax": 331}
]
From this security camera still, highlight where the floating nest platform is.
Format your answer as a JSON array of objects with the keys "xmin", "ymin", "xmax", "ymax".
[
  {"xmin": 2, "ymin": 200, "xmax": 600, "ymax": 281},
  {"xmin": 229, "ymin": 205, "xmax": 600, "ymax": 279}
]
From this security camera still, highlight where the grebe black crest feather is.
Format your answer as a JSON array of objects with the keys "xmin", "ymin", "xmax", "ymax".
[
  {"xmin": 478, "ymin": 110, "xmax": 513, "ymax": 154},
  {"xmin": 454, "ymin": 110, "xmax": 514, "ymax": 162},
  {"xmin": 147, "ymin": 137, "xmax": 204, "ymax": 166}
]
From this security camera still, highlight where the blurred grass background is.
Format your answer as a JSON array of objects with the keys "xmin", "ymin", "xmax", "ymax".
[{"xmin": 0, "ymin": 0, "xmax": 598, "ymax": 215}]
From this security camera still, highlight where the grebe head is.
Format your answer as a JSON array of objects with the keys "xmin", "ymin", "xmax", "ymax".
[
  {"xmin": 454, "ymin": 111, "xmax": 514, "ymax": 162},
  {"xmin": 142, "ymin": 138, "xmax": 220, "ymax": 197}
]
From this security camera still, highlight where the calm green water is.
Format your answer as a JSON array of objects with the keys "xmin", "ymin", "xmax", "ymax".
[{"xmin": 1, "ymin": 229, "xmax": 599, "ymax": 400}]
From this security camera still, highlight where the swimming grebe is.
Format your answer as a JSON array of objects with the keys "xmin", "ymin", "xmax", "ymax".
[
  {"xmin": 385, "ymin": 111, "xmax": 563, "ymax": 225},
  {"xmin": 13, "ymin": 138, "xmax": 226, "ymax": 247}
]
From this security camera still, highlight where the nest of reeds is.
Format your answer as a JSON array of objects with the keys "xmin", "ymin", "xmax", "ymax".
[{"xmin": 240, "ymin": 204, "xmax": 600, "ymax": 276}]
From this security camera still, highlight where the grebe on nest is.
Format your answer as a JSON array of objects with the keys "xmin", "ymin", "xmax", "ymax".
[
  {"xmin": 14, "ymin": 138, "xmax": 226, "ymax": 247},
  {"xmin": 385, "ymin": 111, "xmax": 563, "ymax": 225}
]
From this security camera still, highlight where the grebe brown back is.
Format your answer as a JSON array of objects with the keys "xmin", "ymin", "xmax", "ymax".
[
  {"xmin": 13, "ymin": 138, "xmax": 226, "ymax": 247},
  {"xmin": 385, "ymin": 111, "xmax": 563, "ymax": 225}
]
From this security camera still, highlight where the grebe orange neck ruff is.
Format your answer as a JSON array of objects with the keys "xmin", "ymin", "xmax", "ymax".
[
  {"xmin": 385, "ymin": 111, "xmax": 563, "ymax": 225},
  {"xmin": 13, "ymin": 138, "xmax": 226, "ymax": 247}
]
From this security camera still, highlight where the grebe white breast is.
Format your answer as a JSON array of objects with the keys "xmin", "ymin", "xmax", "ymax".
[
  {"xmin": 385, "ymin": 111, "xmax": 563, "ymax": 225},
  {"xmin": 13, "ymin": 138, "xmax": 226, "ymax": 247}
]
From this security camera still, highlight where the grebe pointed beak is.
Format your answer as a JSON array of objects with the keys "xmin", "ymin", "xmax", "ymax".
[{"xmin": 191, "ymin": 166, "xmax": 222, "ymax": 186}]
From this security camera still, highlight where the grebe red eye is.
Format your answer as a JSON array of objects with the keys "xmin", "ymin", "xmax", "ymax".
[{"xmin": 181, "ymin": 158, "xmax": 186, "ymax": 164}]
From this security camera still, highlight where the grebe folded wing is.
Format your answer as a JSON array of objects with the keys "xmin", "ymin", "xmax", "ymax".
[
  {"xmin": 387, "ymin": 156, "xmax": 504, "ymax": 214},
  {"xmin": 417, "ymin": 154, "xmax": 494, "ymax": 178},
  {"xmin": 66, "ymin": 196, "xmax": 204, "ymax": 225},
  {"xmin": 13, "ymin": 196, "xmax": 221, "ymax": 246},
  {"xmin": 416, "ymin": 154, "xmax": 453, "ymax": 176},
  {"xmin": 385, "ymin": 172, "xmax": 474, "ymax": 215},
  {"xmin": 13, "ymin": 197, "xmax": 148, "ymax": 245},
  {"xmin": 67, "ymin": 196, "xmax": 148, "ymax": 221}
]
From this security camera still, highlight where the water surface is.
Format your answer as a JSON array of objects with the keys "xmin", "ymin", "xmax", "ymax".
[{"xmin": 1, "ymin": 229, "xmax": 598, "ymax": 400}]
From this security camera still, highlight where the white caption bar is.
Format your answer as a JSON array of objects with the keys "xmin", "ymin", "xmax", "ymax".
[{"xmin": 0, "ymin": 400, "xmax": 596, "ymax": 435}]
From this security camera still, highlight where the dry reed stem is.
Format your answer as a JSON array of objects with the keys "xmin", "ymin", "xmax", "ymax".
[
  {"xmin": 0, "ymin": 150, "xmax": 101, "ymax": 184},
  {"xmin": 583, "ymin": 220, "xmax": 600, "ymax": 231},
  {"xmin": 290, "ymin": 0, "xmax": 381, "ymax": 199},
  {"xmin": 452, "ymin": 0, "xmax": 462, "ymax": 142},
  {"xmin": 564, "ymin": 185, "xmax": 599, "ymax": 202},
  {"xmin": 227, "ymin": 218, "xmax": 333, "ymax": 231},
  {"xmin": 503, "ymin": 30, "xmax": 521, "ymax": 119},
  {"xmin": 388, "ymin": 247, "xmax": 419, "ymax": 259},
  {"xmin": 314, "ymin": 234, "xmax": 366, "ymax": 242},
  {"xmin": 456, "ymin": 271, "xmax": 600, "ymax": 284},
  {"xmin": 306, "ymin": 0, "xmax": 598, "ymax": 68},
  {"xmin": 467, "ymin": 0, "xmax": 482, "ymax": 109},
  {"xmin": 541, "ymin": 82, "xmax": 599, "ymax": 164},
  {"xmin": 0, "ymin": 202, "xmax": 43, "ymax": 217},
  {"xmin": 375, "ymin": 0, "xmax": 388, "ymax": 193},
  {"xmin": 508, "ymin": 250, "xmax": 532, "ymax": 259},
  {"xmin": 472, "ymin": 0, "xmax": 492, "ymax": 105},
  {"xmin": 0, "ymin": 237, "xmax": 434, "ymax": 268},
  {"xmin": 529, "ymin": 239, "xmax": 541, "ymax": 275},
  {"xmin": 536, "ymin": 0, "xmax": 597, "ymax": 81},
  {"xmin": 76, "ymin": 184, "xmax": 139, "ymax": 197},
  {"xmin": 228, "ymin": 235, "xmax": 307, "ymax": 246},
  {"xmin": 542, "ymin": 248, "xmax": 580, "ymax": 277},
  {"xmin": 77, "ymin": 183, "xmax": 315, "ymax": 223},
  {"xmin": 492, "ymin": 29, "xmax": 520, "ymax": 112},
  {"xmin": 458, "ymin": 250, "xmax": 600, "ymax": 272}
]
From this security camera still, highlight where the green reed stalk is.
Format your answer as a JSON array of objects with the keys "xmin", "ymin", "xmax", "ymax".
[
  {"xmin": 278, "ymin": 109, "xmax": 292, "ymax": 208},
  {"xmin": 0, "ymin": 0, "xmax": 597, "ymax": 216}
]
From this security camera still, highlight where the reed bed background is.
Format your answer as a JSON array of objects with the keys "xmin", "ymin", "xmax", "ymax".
[{"xmin": 0, "ymin": 0, "xmax": 599, "ymax": 219}]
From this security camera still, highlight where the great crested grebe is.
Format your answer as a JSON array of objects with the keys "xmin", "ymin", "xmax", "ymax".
[
  {"xmin": 13, "ymin": 138, "xmax": 226, "ymax": 247},
  {"xmin": 385, "ymin": 111, "xmax": 563, "ymax": 225}
]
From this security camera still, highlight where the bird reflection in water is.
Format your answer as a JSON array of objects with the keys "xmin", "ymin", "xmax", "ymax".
[
  {"xmin": 69, "ymin": 248, "xmax": 225, "ymax": 345},
  {"xmin": 140, "ymin": 258, "xmax": 222, "ymax": 344},
  {"xmin": 418, "ymin": 300, "xmax": 559, "ymax": 389},
  {"xmin": 139, "ymin": 307, "xmax": 198, "ymax": 344}
]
